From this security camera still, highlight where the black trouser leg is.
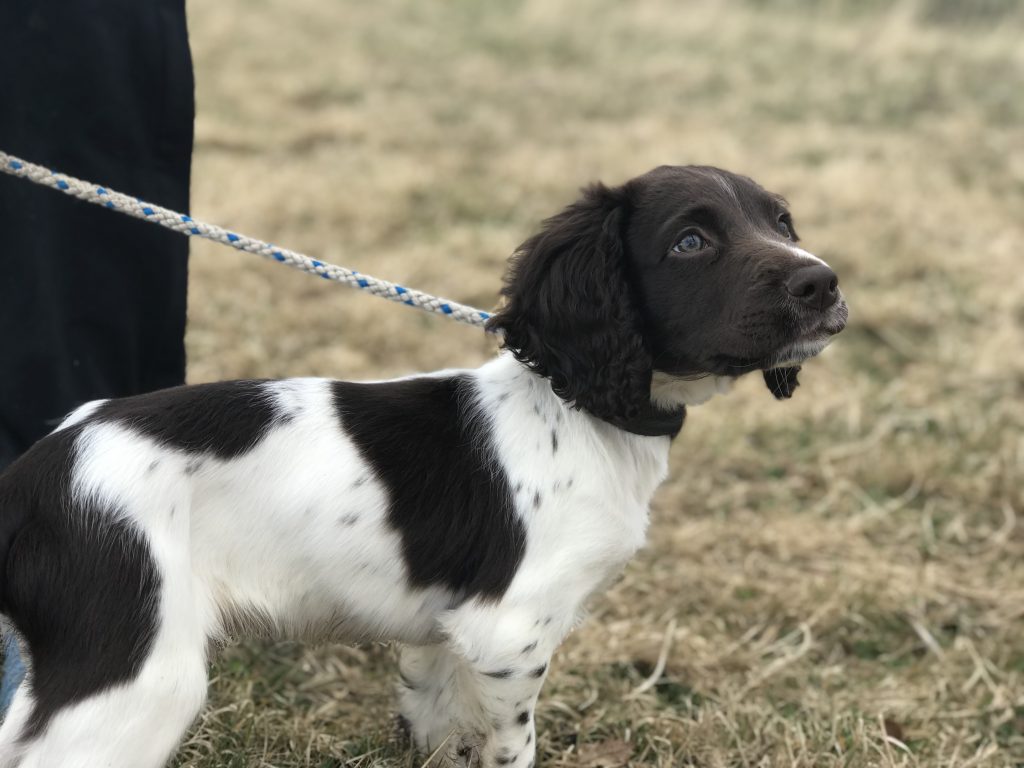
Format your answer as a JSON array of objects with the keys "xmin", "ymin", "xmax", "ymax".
[{"xmin": 0, "ymin": 0, "xmax": 194, "ymax": 467}]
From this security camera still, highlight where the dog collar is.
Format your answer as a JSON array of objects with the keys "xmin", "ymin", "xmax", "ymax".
[{"xmin": 603, "ymin": 404, "xmax": 686, "ymax": 438}]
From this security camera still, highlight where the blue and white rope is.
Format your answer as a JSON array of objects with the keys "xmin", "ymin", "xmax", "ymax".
[{"xmin": 0, "ymin": 150, "xmax": 494, "ymax": 331}]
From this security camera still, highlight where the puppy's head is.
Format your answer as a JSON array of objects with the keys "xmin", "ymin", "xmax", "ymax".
[{"xmin": 488, "ymin": 165, "xmax": 848, "ymax": 424}]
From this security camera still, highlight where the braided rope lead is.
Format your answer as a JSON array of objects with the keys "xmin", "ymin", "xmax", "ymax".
[{"xmin": 0, "ymin": 150, "xmax": 495, "ymax": 332}]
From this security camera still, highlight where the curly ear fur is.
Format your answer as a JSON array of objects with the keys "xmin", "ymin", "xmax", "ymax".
[{"xmin": 487, "ymin": 184, "xmax": 653, "ymax": 423}]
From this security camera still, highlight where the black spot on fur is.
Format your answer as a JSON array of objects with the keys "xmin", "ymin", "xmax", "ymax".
[
  {"xmin": 94, "ymin": 380, "xmax": 280, "ymax": 459},
  {"xmin": 522, "ymin": 641, "xmax": 538, "ymax": 654},
  {"xmin": 531, "ymin": 663, "xmax": 547, "ymax": 678},
  {"xmin": 147, "ymin": 459, "xmax": 160, "ymax": 473},
  {"xmin": 498, "ymin": 392, "xmax": 510, "ymax": 403},
  {"xmin": 551, "ymin": 429, "xmax": 558, "ymax": 454},
  {"xmin": 533, "ymin": 491, "xmax": 541, "ymax": 509},
  {"xmin": 184, "ymin": 459, "xmax": 202, "ymax": 476},
  {"xmin": 333, "ymin": 376, "xmax": 525, "ymax": 600},
  {"xmin": 544, "ymin": 616, "xmax": 553, "ymax": 626},
  {"xmin": 338, "ymin": 513, "xmax": 359, "ymax": 527},
  {"xmin": 496, "ymin": 755, "xmax": 517, "ymax": 765},
  {"xmin": 0, "ymin": 425, "xmax": 161, "ymax": 739},
  {"xmin": 485, "ymin": 668, "xmax": 515, "ymax": 679},
  {"xmin": 517, "ymin": 710, "xmax": 530, "ymax": 725},
  {"xmin": 353, "ymin": 475, "xmax": 367, "ymax": 488},
  {"xmin": 526, "ymin": 731, "xmax": 533, "ymax": 746}
]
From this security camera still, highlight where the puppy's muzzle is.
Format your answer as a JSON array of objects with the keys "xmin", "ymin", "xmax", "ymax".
[{"xmin": 785, "ymin": 263, "xmax": 839, "ymax": 312}]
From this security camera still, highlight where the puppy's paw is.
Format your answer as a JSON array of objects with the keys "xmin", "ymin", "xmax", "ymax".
[
  {"xmin": 416, "ymin": 729, "xmax": 486, "ymax": 768},
  {"xmin": 453, "ymin": 733, "xmax": 484, "ymax": 767}
]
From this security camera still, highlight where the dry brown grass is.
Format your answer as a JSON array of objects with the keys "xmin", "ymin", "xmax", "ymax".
[{"xmin": 172, "ymin": 0, "xmax": 1024, "ymax": 765}]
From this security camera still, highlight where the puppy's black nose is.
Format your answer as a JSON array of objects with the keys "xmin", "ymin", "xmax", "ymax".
[{"xmin": 786, "ymin": 264, "xmax": 839, "ymax": 311}]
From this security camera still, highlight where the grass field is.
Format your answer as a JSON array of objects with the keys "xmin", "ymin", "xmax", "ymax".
[{"xmin": 174, "ymin": 1, "xmax": 1023, "ymax": 766}]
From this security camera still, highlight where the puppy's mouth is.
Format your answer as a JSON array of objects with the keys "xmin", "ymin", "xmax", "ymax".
[
  {"xmin": 658, "ymin": 296, "xmax": 849, "ymax": 379},
  {"xmin": 769, "ymin": 296, "xmax": 849, "ymax": 368}
]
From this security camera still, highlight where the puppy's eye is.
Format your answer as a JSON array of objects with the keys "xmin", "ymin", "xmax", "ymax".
[
  {"xmin": 777, "ymin": 219, "xmax": 792, "ymax": 239},
  {"xmin": 672, "ymin": 232, "xmax": 707, "ymax": 254}
]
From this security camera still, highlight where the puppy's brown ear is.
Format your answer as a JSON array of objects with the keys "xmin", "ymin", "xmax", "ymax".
[
  {"xmin": 487, "ymin": 183, "xmax": 652, "ymax": 423},
  {"xmin": 763, "ymin": 366, "xmax": 801, "ymax": 399}
]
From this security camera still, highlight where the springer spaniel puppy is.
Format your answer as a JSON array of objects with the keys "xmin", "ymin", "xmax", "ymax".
[{"xmin": 0, "ymin": 166, "xmax": 847, "ymax": 768}]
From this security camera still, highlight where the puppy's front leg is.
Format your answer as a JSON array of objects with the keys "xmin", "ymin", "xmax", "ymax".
[
  {"xmin": 398, "ymin": 639, "xmax": 550, "ymax": 767},
  {"xmin": 431, "ymin": 604, "xmax": 568, "ymax": 768},
  {"xmin": 471, "ymin": 654, "xmax": 548, "ymax": 768}
]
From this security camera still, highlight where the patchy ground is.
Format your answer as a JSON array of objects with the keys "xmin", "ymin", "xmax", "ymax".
[{"xmin": 171, "ymin": 1, "xmax": 1023, "ymax": 765}]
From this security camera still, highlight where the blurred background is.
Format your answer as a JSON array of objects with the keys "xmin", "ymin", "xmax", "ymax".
[{"xmin": 177, "ymin": 1, "xmax": 1023, "ymax": 766}]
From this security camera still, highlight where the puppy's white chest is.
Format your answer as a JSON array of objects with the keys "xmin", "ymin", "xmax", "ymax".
[{"xmin": 507, "ymin": 426, "xmax": 668, "ymax": 592}]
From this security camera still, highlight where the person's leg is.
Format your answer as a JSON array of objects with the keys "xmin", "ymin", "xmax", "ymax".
[
  {"xmin": 0, "ymin": 434, "xmax": 22, "ymax": 712},
  {"xmin": 0, "ymin": 0, "xmax": 194, "ymax": 713},
  {"xmin": 0, "ymin": 635, "xmax": 25, "ymax": 712}
]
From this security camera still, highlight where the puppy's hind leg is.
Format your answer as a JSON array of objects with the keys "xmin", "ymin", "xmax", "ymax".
[
  {"xmin": 0, "ymin": 639, "xmax": 208, "ymax": 768},
  {"xmin": 0, "ymin": 506, "xmax": 209, "ymax": 767}
]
